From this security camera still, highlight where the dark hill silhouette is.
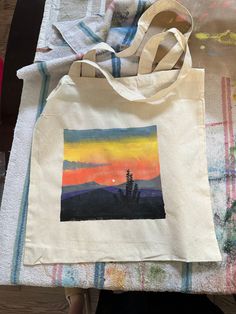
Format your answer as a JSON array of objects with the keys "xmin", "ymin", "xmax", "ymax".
[
  {"xmin": 61, "ymin": 170, "xmax": 165, "ymax": 221},
  {"xmin": 61, "ymin": 187, "xmax": 165, "ymax": 221},
  {"xmin": 62, "ymin": 181, "xmax": 105, "ymax": 194}
]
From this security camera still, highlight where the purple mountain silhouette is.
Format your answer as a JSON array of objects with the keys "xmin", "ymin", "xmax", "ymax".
[{"xmin": 61, "ymin": 177, "xmax": 162, "ymax": 200}]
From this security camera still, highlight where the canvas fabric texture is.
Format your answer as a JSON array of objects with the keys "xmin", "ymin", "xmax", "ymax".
[
  {"xmin": 24, "ymin": 1, "xmax": 221, "ymax": 265},
  {"xmin": 0, "ymin": 0, "xmax": 235, "ymax": 293}
]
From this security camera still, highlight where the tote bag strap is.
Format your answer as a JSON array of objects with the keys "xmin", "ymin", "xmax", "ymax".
[
  {"xmin": 68, "ymin": 0, "xmax": 193, "ymax": 102},
  {"xmin": 68, "ymin": 27, "xmax": 191, "ymax": 102},
  {"xmin": 69, "ymin": 0, "xmax": 193, "ymax": 77},
  {"xmin": 70, "ymin": 50, "xmax": 97, "ymax": 78},
  {"xmin": 117, "ymin": 0, "xmax": 193, "ymax": 59},
  {"xmin": 134, "ymin": 0, "xmax": 193, "ymax": 73},
  {"xmin": 80, "ymin": 32, "xmax": 187, "ymax": 77},
  {"xmin": 138, "ymin": 27, "xmax": 190, "ymax": 75},
  {"xmin": 119, "ymin": 0, "xmax": 193, "ymax": 72},
  {"xmin": 154, "ymin": 41, "xmax": 184, "ymax": 71},
  {"xmin": 81, "ymin": 50, "xmax": 96, "ymax": 77},
  {"xmin": 150, "ymin": 1, "xmax": 193, "ymax": 72}
]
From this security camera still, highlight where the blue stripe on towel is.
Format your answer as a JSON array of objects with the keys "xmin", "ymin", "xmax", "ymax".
[
  {"xmin": 11, "ymin": 167, "xmax": 30, "ymax": 284},
  {"xmin": 37, "ymin": 62, "xmax": 50, "ymax": 114},
  {"xmin": 11, "ymin": 62, "xmax": 50, "ymax": 284},
  {"xmin": 181, "ymin": 263, "xmax": 192, "ymax": 293},
  {"xmin": 94, "ymin": 262, "xmax": 105, "ymax": 289},
  {"xmin": 111, "ymin": 52, "xmax": 121, "ymax": 78},
  {"xmin": 78, "ymin": 21, "xmax": 103, "ymax": 43},
  {"xmin": 122, "ymin": 0, "xmax": 146, "ymax": 46}
]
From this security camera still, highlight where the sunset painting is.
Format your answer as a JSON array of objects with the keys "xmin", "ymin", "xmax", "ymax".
[{"xmin": 60, "ymin": 126, "xmax": 165, "ymax": 221}]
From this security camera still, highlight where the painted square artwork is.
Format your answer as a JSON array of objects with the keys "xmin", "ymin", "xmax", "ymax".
[{"xmin": 60, "ymin": 126, "xmax": 165, "ymax": 221}]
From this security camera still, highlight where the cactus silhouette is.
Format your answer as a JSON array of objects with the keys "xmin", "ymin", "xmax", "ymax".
[{"xmin": 116, "ymin": 169, "xmax": 141, "ymax": 205}]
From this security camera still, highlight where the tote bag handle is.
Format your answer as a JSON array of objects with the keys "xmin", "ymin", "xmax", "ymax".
[
  {"xmin": 138, "ymin": 27, "xmax": 190, "ymax": 75},
  {"xmin": 68, "ymin": 0, "xmax": 193, "ymax": 102},
  {"xmin": 69, "ymin": 27, "xmax": 191, "ymax": 102},
  {"xmin": 70, "ymin": 0, "xmax": 193, "ymax": 77},
  {"xmin": 117, "ymin": 0, "xmax": 193, "ymax": 58},
  {"xmin": 118, "ymin": 0, "xmax": 193, "ymax": 73},
  {"xmin": 79, "ymin": 28, "xmax": 189, "ymax": 77},
  {"xmin": 128, "ymin": 0, "xmax": 193, "ymax": 72}
]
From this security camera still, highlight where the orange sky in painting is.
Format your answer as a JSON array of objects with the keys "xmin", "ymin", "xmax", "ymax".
[
  {"xmin": 62, "ymin": 158, "xmax": 160, "ymax": 186},
  {"xmin": 62, "ymin": 128, "xmax": 160, "ymax": 187}
]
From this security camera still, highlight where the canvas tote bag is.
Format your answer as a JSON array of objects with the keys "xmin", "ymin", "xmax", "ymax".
[{"xmin": 24, "ymin": 0, "xmax": 221, "ymax": 264}]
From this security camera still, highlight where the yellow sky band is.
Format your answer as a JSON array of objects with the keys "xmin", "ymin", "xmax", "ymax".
[{"xmin": 64, "ymin": 135, "xmax": 159, "ymax": 163}]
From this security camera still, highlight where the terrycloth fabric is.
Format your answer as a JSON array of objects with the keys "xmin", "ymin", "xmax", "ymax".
[
  {"xmin": 35, "ymin": 0, "xmax": 108, "ymax": 61},
  {"xmin": 0, "ymin": 0, "xmax": 236, "ymax": 293}
]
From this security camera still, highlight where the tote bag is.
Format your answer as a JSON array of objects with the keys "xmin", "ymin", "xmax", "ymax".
[{"xmin": 24, "ymin": 0, "xmax": 221, "ymax": 264}]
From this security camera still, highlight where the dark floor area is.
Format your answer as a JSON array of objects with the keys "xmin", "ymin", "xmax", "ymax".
[{"xmin": 96, "ymin": 291, "xmax": 223, "ymax": 314}]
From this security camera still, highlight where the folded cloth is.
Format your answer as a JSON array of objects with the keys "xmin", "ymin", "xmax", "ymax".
[
  {"xmin": 0, "ymin": 0, "xmax": 236, "ymax": 293},
  {"xmin": 35, "ymin": 0, "xmax": 152, "ymax": 61}
]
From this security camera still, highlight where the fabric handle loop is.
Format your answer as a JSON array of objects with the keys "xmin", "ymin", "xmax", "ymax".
[
  {"xmin": 68, "ymin": 0, "xmax": 193, "ymax": 102},
  {"xmin": 118, "ymin": 0, "xmax": 192, "ymax": 72},
  {"xmin": 69, "ymin": 0, "xmax": 193, "ymax": 77},
  {"xmin": 154, "ymin": 41, "xmax": 183, "ymax": 71},
  {"xmin": 117, "ymin": 0, "xmax": 193, "ymax": 59},
  {"xmin": 68, "ymin": 30, "xmax": 191, "ymax": 103},
  {"xmin": 81, "ymin": 50, "xmax": 96, "ymax": 77},
  {"xmin": 70, "ymin": 50, "xmax": 97, "ymax": 78},
  {"xmin": 138, "ymin": 27, "xmax": 189, "ymax": 74}
]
